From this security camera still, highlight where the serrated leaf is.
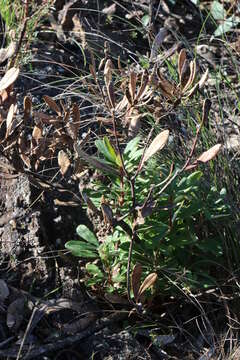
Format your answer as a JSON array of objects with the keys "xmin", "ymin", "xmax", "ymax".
[
  {"xmin": 76, "ymin": 225, "xmax": 99, "ymax": 246},
  {"xmin": 43, "ymin": 95, "xmax": 61, "ymax": 116},
  {"xmin": 58, "ymin": 150, "xmax": 70, "ymax": 175},
  {"xmin": 141, "ymin": 130, "xmax": 169, "ymax": 169},
  {"xmin": 197, "ymin": 144, "xmax": 222, "ymax": 163},
  {"xmin": 0, "ymin": 67, "xmax": 19, "ymax": 91},
  {"xmin": 136, "ymin": 273, "xmax": 158, "ymax": 302}
]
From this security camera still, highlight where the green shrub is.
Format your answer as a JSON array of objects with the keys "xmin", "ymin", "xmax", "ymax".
[{"xmin": 65, "ymin": 135, "xmax": 230, "ymax": 301}]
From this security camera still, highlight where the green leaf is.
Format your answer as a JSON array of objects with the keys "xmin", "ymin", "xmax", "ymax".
[
  {"xmin": 211, "ymin": 1, "xmax": 226, "ymax": 20},
  {"xmin": 124, "ymin": 136, "xmax": 140, "ymax": 156},
  {"xmin": 65, "ymin": 240, "xmax": 98, "ymax": 258},
  {"xmin": 86, "ymin": 263, "xmax": 104, "ymax": 278},
  {"xmin": 76, "ymin": 225, "xmax": 99, "ymax": 246},
  {"xmin": 95, "ymin": 136, "xmax": 117, "ymax": 164},
  {"xmin": 214, "ymin": 16, "xmax": 240, "ymax": 36},
  {"xmin": 141, "ymin": 14, "xmax": 150, "ymax": 27}
]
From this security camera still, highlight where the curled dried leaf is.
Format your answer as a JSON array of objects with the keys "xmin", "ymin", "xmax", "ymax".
[
  {"xmin": 178, "ymin": 49, "xmax": 186, "ymax": 77},
  {"xmin": 104, "ymin": 59, "xmax": 113, "ymax": 86},
  {"xmin": 58, "ymin": 150, "xmax": 71, "ymax": 175},
  {"xmin": 0, "ymin": 67, "xmax": 19, "ymax": 91},
  {"xmin": 136, "ymin": 273, "xmax": 157, "ymax": 302},
  {"xmin": 141, "ymin": 130, "xmax": 169, "ymax": 169},
  {"xmin": 43, "ymin": 95, "xmax": 61, "ymax": 116},
  {"xmin": 183, "ymin": 59, "xmax": 196, "ymax": 92}
]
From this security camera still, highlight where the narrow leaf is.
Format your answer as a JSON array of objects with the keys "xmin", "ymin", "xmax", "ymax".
[{"xmin": 136, "ymin": 273, "xmax": 158, "ymax": 302}]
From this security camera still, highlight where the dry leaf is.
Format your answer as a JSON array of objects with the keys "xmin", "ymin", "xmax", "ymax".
[
  {"xmin": 178, "ymin": 49, "xmax": 186, "ymax": 79},
  {"xmin": 183, "ymin": 59, "xmax": 196, "ymax": 92},
  {"xmin": 104, "ymin": 59, "xmax": 113, "ymax": 86},
  {"xmin": 0, "ymin": 67, "xmax": 19, "ymax": 91},
  {"xmin": 128, "ymin": 114, "xmax": 141, "ymax": 138},
  {"xmin": 131, "ymin": 264, "xmax": 142, "ymax": 301},
  {"xmin": 101, "ymin": 203, "xmax": 114, "ymax": 225},
  {"xmin": 197, "ymin": 144, "xmax": 222, "ymax": 163},
  {"xmin": 58, "ymin": 150, "xmax": 71, "ymax": 175},
  {"xmin": 129, "ymin": 71, "xmax": 137, "ymax": 102},
  {"xmin": 43, "ymin": 95, "xmax": 61, "ymax": 116},
  {"xmin": 150, "ymin": 27, "xmax": 168, "ymax": 61},
  {"xmin": 141, "ymin": 130, "xmax": 169, "ymax": 169},
  {"xmin": 24, "ymin": 96, "xmax": 32, "ymax": 120},
  {"xmin": 5, "ymin": 103, "xmax": 16, "ymax": 138},
  {"xmin": 0, "ymin": 41, "xmax": 17, "ymax": 64},
  {"xmin": 136, "ymin": 273, "xmax": 158, "ymax": 302},
  {"xmin": 107, "ymin": 81, "xmax": 115, "ymax": 109},
  {"xmin": 202, "ymin": 98, "xmax": 211, "ymax": 127},
  {"xmin": 32, "ymin": 125, "xmax": 42, "ymax": 140}
]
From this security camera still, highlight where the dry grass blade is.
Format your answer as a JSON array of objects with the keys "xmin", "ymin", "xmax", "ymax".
[
  {"xmin": 141, "ymin": 130, "xmax": 169, "ymax": 169},
  {"xmin": 131, "ymin": 263, "xmax": 142, "ymax": 301},
  {"xmin": 136, "ymin": 273, "xmax": 157, "ymax": 302},
  {"xmin": 197, "ymin": 144, "xmax": 222, "ymax": 163},
  {"xmin": 0, "ymin": 67, "xmax": 19, "ymax": 91},
  {"xmin": 43, "ymin": 95, "xmax": 61, "ymax": 116}
]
